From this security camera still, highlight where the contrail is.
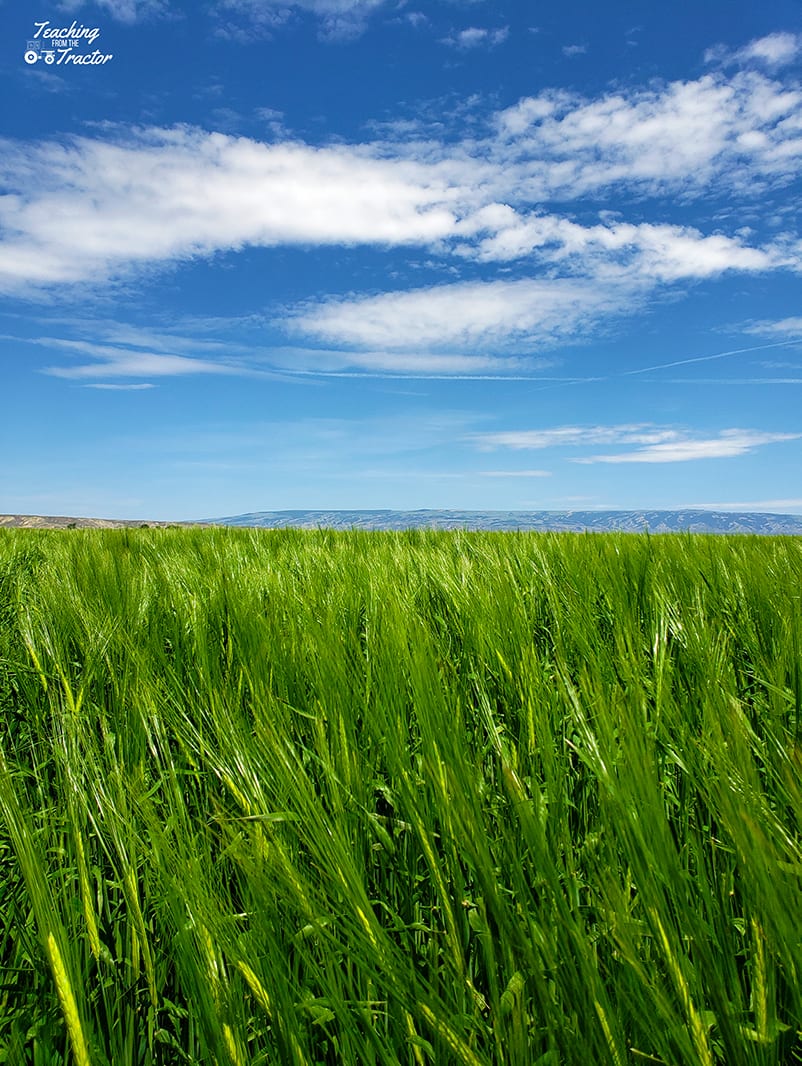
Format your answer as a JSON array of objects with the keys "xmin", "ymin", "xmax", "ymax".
[
  {"xmin": 623, "ymin": 339, "xmax": 799, "ymax": 376},
  {"xmin": 279, "ymin": 370, "xmax": 601, "ymax": 382}
]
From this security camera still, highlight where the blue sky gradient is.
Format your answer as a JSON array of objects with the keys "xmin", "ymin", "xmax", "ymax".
[{"xmin": 2, "ymin": 0, "xmax": 801, "ymax": 519}]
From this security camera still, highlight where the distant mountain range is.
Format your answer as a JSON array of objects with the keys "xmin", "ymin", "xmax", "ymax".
[
  {"xmin": 207, "ymin": 509, "xmax": 802, "ymax": 535},
  {"xmin": 3, "ymin": 510, "xmax": 801, "ymax": 534},
  {"xmin": 0, "ymin": 514, "xmax": 180, "ymax": 529}
]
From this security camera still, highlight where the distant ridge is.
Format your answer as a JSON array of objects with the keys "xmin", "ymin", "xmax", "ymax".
[
  {"xmin": 4, "ymin": 510, "xmax": 801, "ymax": 534},
  {"xmin": 0, "ymin": 514, "xmax": 194, "ymax": 529},
  {"xmin": 206, "ymin": 509, "xmax": 802, "ymax": 535}
]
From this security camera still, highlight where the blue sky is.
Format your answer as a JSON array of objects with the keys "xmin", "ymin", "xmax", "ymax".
[{"xmin": 2, "ymin": 0, "xmax": 801, "ymax": 520}]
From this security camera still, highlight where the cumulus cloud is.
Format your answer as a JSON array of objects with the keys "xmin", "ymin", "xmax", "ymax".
[
  {"xmin": 3, "ymin": 119, "xmax": 782, "ymax": 298},
  {"xmin": 1, "ymin": 49, "xmax": 801, "ymax": 358},
  {"xmin": 456, "ymin": 211, "xmax": 783, "ymax": 276},
  {"xmin": 705, "ymin": 32, "xmax": 802, "ymax": 70},
  {"xmin": 289, "ymin": 219, "xmax": 786, "ymax": 348},
  {"xmin": 741, "ymin": 32, "xmax": 802, "ymax": 67},
  {"xmin": 493, "ymin": 70, "xmax": 802, "ymax": 196},
  {"xmin": 0, "ymin": 128, "xmax": 456, "ymax": 292}
]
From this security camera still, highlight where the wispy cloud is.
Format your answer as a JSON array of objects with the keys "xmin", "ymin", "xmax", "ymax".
[
  {"xmin": 476, "ymin": 425, "xmax": 677, "ymax": 450},
  {"xmin": 562, "ymin": 44, "xmax": 587, "ymax": 57},
  {"xmin": 82, "ymin": 382, "xmax": 156, "ymax": 390},
  {"xmin": 442, "ymin": 26, "xmax": 509, "ymax": 49},
  {"xmin": 15, "ymin": 324, "xmax": 546, "ymax": 383},
  {"xmin": 214, "ymin": 0, "xmax": 386, "ymax": 40},
  {"xmin": 474, "ymin": 423, "xmax": 801, "ymax": 463},
  {"xmin": 288, "ymin": 233, "xmax": 794, "ymax": 348},
  {"xmin": 264, "ymin": 346, "xmax": 538, "ymax": 375},
  {"xmin": 743, "ymin": 316, "xmax": 802, "ymax": 338},
  {"xmin": 56, "ymin": 0, "xmax": 168, "ymax": 24},
  {"xmin": 290, "ymin": 277, "xmax": 647, "ymax": 350},
  {"xmin": 35, "ymin": 338, "xmax": 246, "ymax": 379},
  {"xmin": 23, "ymin": 68, "xmax": 73, "ymax": 94},
  {"xmin": 576, "ymin": 429, "xmax": 800, "ymax": 463},
  {"xmin": 401, "ymin": 11, "xmax": 427, "ymax": 30},
  {"xmin": 654, "ymin": 377, "xmax": 802, "ymax": 385},
  {"xmin": 147, "ymin": 411, "xmax": 481, "ymax": 465}
]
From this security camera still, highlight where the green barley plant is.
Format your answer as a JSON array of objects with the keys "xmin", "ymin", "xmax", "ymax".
[{"xmin": 0, "ymin": 526, "xmax": 800, "ymax": 1064}]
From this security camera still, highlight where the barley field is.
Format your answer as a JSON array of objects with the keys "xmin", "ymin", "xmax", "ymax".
[{"xmin": 0, "ymin": 528, "xmax": 800, "ymax": 1065}]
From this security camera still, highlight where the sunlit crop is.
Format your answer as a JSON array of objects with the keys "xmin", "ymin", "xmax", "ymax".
[{"xmin": 1, "ymin": 528, "xmax": 800, "ymax": 1064}]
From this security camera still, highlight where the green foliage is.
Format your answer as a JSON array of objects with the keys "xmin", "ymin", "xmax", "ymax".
[{"xmin": 0, "ymin": 527, "xmax": 800, "ymax": 1064}]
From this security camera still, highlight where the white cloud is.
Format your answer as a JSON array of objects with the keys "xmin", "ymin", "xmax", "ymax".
[
  {"xmin": 266, "ymin": 346, "xmax": 533, "ymax": 375},
  {"xmin": 289, "ymin": 211, "xmax": 787, "ymax": 346},
  {"xmin": 740, "ymin": 33, "xmax": 802, "ymax": 67},
  {"xmin": 290, "ymin": 276, "xmax": 641, "ymax": 350},
  {"xmin": 577, "ymin": 429, "xmax": 800, "ymax": 463},
  {"xmin": 82, "ymin": 382, "xmax": 156, "ymax": 389},
  {"xmin": 403, "ymin": 11, "xmax": 427, "ymax": 29},
  {"xmin": 458, "ymin": 212, "xmax": 782, "ymax": 276},
  {"xmin": 37, "ymin": 338, "xmax": 242, "ymax": 379},
  {"xmin": 744, "ymin": 316, "xmax": 802, "ymax": 337},
  {"xmin": 474, "ymin": 424, "xmax": 801, "ymax": 463},
  {"xmin": 0, "ymin": 128, "xmax": 456, "ymax": 292},
  {"xmin": 1, "ymin": 56, "xmax": 801, "ymax": 316},
  {"xmin": 290, "ymin": 210, "xmax": 789, "ymax": 347},
  {"xmin": 442, "ymin": 26, "xmax": 509, "ymax": 49},
  {"xmin": 19, "ymin": 326, "xmax": 543, "ymax": 382},
  {"xmin": 621, "ymin": 225, "xmax": 779, "ymax": 279},
  {"xmin": 706, "ymin": 33, "xmax": 802, "ymax": 70},
  {"xmin": 562, "ymin": 44, "xmax": 587, "ymax": 57},
  {"xmin": 494, "ymin": 70, "xmax": 802, "ymax": 196},
  {"xmin": 476, "ymin": 425, "xmax": 679, "ymax": 450}
]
